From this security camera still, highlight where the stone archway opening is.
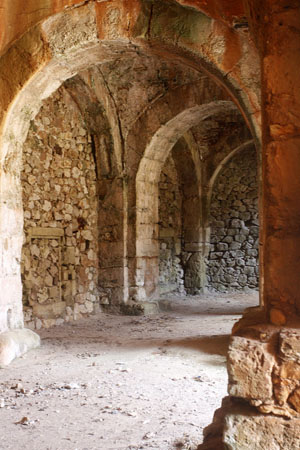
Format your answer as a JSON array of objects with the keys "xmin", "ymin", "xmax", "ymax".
[
  {"xmin": 158, "ymin": 146, "xmax": 185, "ymax": 296},
  {"xmin": 21, "ymin": 84, "xmax": 100, "ymax": 329},
  {"xmin": 135, "ymin": 101, "xmax": 240, "ymax": 301},
  {"xmin": 158, "ymin": 136, "xmax": 203, "ymax": 297},
  {"xmin": 19, "ymin": 65, "xmax": 128, "ymax": 330},
  {"xmin": 157, "ymin": 143, "xmax": 260, "ymax": 300},
  {"xmin": 135, "ymin": 100, "xmax": 257, "ymax": 304},
  {"xmin": 207, "ymin": 145, "xmax": 259, "ymax": 293}
]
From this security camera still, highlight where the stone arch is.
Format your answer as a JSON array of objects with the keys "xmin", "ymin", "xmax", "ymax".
[
  {"xmin": 21, "ymin": 84, "xmax": 100, "ymax": 328},
  {"xmin": 157, "ymin": 137, "xmax": 201, "ymax": 295},
  {"xmin": 60, "ymin": 75, "xmax": 127, "ymax": 307},
  {"xmin": 0, "ymin": 2, "xmax": 260, "ymax": 332},
  {"xmin": 134, "ymin": 101, "xmax": 239, "ymax": 300},
  {"xmin": 0, "ymin": 11, "xmax": 126, "ymax": 332},
  {"xmin": 20, "ymin": 72, "xmax": 129, "ymax": 328},
  {"xmin": 207, "ymin": 139, "xmax": 255, "ymax": 213}
]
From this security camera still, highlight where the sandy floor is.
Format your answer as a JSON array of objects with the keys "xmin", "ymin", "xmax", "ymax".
[{"xmin": 0, "ymin": 292, "xmax": 258, "ymax": 450}]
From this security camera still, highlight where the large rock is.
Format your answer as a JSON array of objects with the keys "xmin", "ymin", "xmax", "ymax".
[{"xmin": 0, "ymin": 328, "xmax": 40, "ymax": 366}]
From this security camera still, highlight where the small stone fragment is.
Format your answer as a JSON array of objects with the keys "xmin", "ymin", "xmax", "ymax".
[{"xmin": 15, "ymin": 416, "xmax": 30, "ymax": 426}]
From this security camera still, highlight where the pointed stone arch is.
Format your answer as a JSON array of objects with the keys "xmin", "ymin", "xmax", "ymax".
[{"xmin": 134, "ymin": 101, "xmax": 239, "ymax": 300}]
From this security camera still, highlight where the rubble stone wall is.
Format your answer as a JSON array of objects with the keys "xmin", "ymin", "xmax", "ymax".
[
  {"xmin": 207, "ymin": 146, "xmax": 259, "ymax": 291},
  {"xmin": 158, "ymin": 154, "xmax": 184, "ymax": 294},
  {"xmin": 21, "ymin": 86, "xmax": 99, "ymax": 329}
]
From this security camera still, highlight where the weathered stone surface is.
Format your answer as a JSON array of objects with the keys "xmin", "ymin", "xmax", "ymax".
[
  {"xmin": 289, "ymin": 388, "xmax": 300, "ymax": 413},
  {"xmin": 279, "ymin": 330, "xmax": 300, "ymax": 362},
  {"xmin": 224, "ymin": 411, "xmax": 300, "ymax": 450},
  {"xmin": 42, "ymin": 4, "xmax": 98, "ymax": 57},
  {"xmin": 222, "ymin": 325, "xmax": 300, "ymax": 424},
  {"xmin": 280, "ymin": 361, "xmax": 300, "ymax": 380}
]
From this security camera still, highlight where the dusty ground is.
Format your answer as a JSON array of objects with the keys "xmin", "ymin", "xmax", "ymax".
[{"xmin": 0, "ymin": 292, "xmax": 258, "ymax": 450}]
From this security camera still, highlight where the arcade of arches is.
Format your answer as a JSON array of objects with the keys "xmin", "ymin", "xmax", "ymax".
[{"xmin": 0, "ymin": 1, "xmax": 300, "ymax": 448}]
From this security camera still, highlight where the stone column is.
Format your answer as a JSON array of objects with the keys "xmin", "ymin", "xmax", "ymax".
[
  {"xmin": 128, "ymin": 179, "xmax": 160, "ymax": 313},
  {"xmin": 200, "ymin": 3, "xmax": 300, "ymax": 448},
  {"xmin": 184, "ymin": 232, "xmax": 210, "ymax": 294},
  {"xmin": 261, "ymin": 1, "xmax": 300, "ymax": 324},
  {"xmin": 0, "ymin": 171, "xmax": 24, "ymax": 332}
]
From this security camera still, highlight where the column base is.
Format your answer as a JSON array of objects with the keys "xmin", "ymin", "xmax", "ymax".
[
  {"xmin": 199, "ymin": 321, "xmax": 300, "ymax": 449},
  {"xmin": 199, "ymin": 397, "xmax": 300, "ymax": 450},
  {"xmin": 0, "ymin": 328, "xmax": 40, "ymax": 366}
]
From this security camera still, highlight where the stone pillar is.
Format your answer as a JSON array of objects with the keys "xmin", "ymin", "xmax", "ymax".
[
  {"xmin": 181, "ymin": 169, "xmax": 209, "ymax": 294},
  {"xmin": 0, "ymin": 155, "xmax": 40, "ymax": 366},
  {"xmin": 184, "ymin": 236, "xmax": 210, "ymax": 294},
  {"xmin": 200, "ymin": 3, "xmax": 300, "ymax": 448},
  {"xmin": 260, "ymin": 1, "xmax": 300, "ymax": 324},
  {"xmin": 129, "ymin": 179, "xmax": 160, "ymax": 310},
  {"xmin": 0, "ymin": 171, "xmax": 24, "ymax": 332}
]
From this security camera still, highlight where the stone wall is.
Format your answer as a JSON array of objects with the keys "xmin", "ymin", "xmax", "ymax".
[
  {"xmin": 207, "ymin": 146, "xmax": 259, "ymax": 291},
  {"xmin": 21, "ymin": 86, "xmax": 99, "ymax": 329},
  {"xmin": 158, "ymin": 154, "xmax": 184, "ymax": 294}
]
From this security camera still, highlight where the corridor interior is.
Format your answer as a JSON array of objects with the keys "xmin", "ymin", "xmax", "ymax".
[{"xmin": 1, "ymin": 1, "xmax": 299, "ymax": 449}]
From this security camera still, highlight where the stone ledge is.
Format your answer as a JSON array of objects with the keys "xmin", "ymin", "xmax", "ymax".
[{"xmin": 0, "ymin": 328, "xmax": 40, "ymax": 366}]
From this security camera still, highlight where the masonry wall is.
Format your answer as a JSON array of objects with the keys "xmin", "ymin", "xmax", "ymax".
[
  {"xmin": 158, "ymin": 154, "xmax": 184, "ymax": 294},
  {"xmin": 207, "ymin": 147, "xmax": 259, "ymax": 292},
  {"xmin": 21, "ymin": 87, "xmax": 99, "ymax": 329}
]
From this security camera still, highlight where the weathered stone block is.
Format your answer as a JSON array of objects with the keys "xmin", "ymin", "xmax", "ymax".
[
  {"xmin": 228, "ymin": 336, "xmax": 275, "ymax": 401},
  {"xmin": 33, "ymin": 301, "xmax": 66, "ymax": 319},
  {"xmin": 63, "ymin": 247, "xmax": 75, "ymax": 264},
  {"xmin": 224, "ymin": 410, "xmax": 300, "ymax": 450},
  {"xmin": 279, "ymin": 330, "xmax": 300, "ymax": 362}
]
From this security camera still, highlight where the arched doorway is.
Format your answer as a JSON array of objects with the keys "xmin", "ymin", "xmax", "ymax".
[
  {"xmin": 21, "ymin": 85, "xmax": 99, "ymax": 329},
  {"xmin": 207, "ymin": 145, "xmax": 259, "ymax": 292},
  {"xmin": 134, "ymin": 101, "xmax": 254, "ymax": 301}
]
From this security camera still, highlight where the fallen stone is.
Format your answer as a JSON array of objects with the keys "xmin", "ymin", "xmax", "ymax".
[{"xmin": 64, "ymin": 383, "xmax": 80, "ymax": 390}]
